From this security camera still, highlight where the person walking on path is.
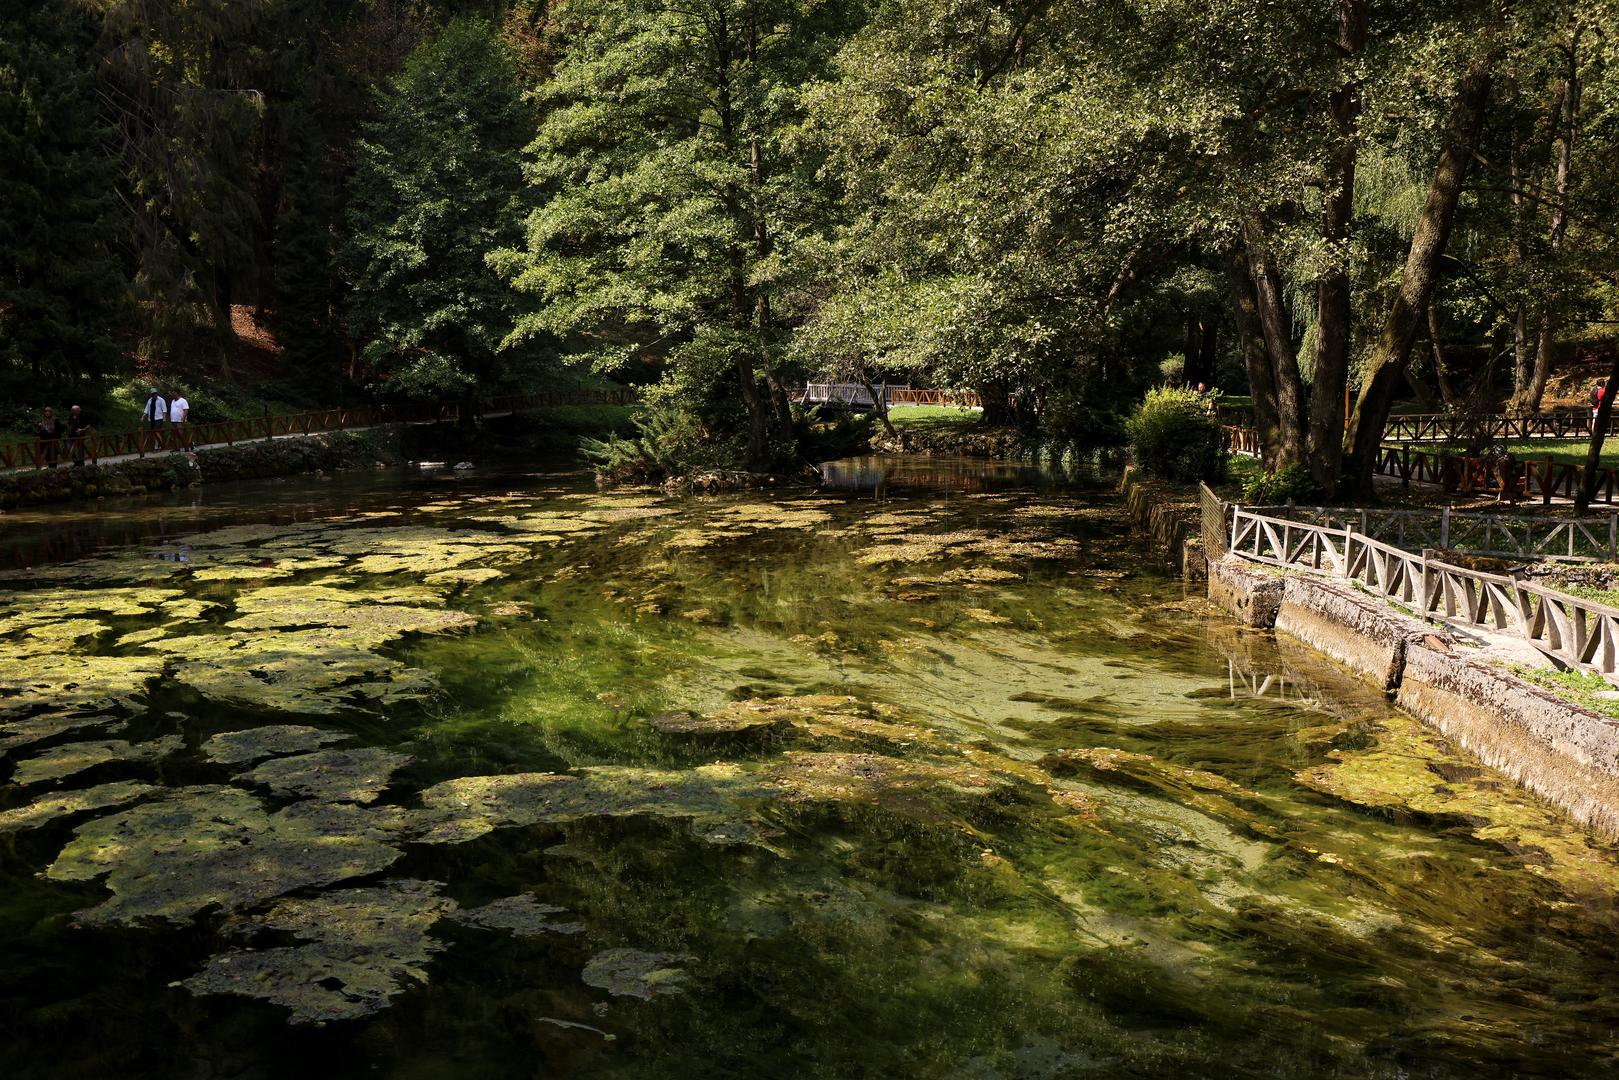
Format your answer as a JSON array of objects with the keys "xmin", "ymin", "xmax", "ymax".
[
  {"xmin": 66, "ymin": 405, "xmax": 90, "ymax": 466},
  {"xmin": 1594, "ymin": 380, "xmax": 1607, "ymax": 420},
  {"xmin": 141, "ymin": 388, "xmax": 167, "ymax": 448},
  {"xmin": 169, "ymin": 389, "xmax": 190, "ymax": 450},
  {"xmin": 36, "ymin": 407, "xmax": 65, "ymax": 468}
]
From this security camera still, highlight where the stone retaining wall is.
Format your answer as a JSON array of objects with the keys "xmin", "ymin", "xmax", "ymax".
[
  {"xmin": 1273, "ymin": 576, "xmax": 1437, "ymax": 691},
  {"xmin": 1201, "ymin": 549, "xmax": 1619, "ymax": 838},
  {"xmin": 0, "ymin": 429, "xmax": 401, "ymax": 509},
  {"xmin": 1118, "ymin": 467, "xmax": 1201, "ymax": 568},
  {"xmin": 1397, "ymin": 643, "xmax": 1619, "ymax": 836},
  {"xmin": 1206, "ymin": 557, "xmax": 1283, "ymax": 628}
]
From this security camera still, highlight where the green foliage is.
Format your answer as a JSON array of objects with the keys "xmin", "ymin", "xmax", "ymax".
[
  {"xmin": 580, "ymin": 403, "xmax": 706, "ymax": 484},
  {"xmin": 1126, "ymin": 388, "xmax": 1227, "ymax": 483},
  {"xmin": 495, "ymin": 0, "xmax": 865, "ymax": 470},
  {"xmin": 346, "ymin": 17, "xmax": 538, "ymax": 398},
  {"xmin": 1242, "ymin": 463, "xmax": 1322, "ymax": 505}
]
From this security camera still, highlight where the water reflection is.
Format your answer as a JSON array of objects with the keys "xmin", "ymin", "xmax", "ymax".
[
  {"xmin": 818, "ymin": 453, "xmax": 1094, "ymax": 497},
  {"xmin": 0, "ymin": 465, "xmax": 581, "ymax": 570}
]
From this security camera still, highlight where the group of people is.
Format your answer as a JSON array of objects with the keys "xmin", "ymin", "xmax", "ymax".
[
  {"xmin": 141, "ymin": 388, "xmax": 191, "ymax": 434},
  {"xmin": 34, "ymin": 405, "xmax": 92, "ymax": 468},
  {"xmin": 33, "ymin": 388, "xmax": 190, "ymax": 468}
]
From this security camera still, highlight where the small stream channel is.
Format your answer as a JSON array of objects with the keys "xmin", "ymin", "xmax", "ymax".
[{"xmin": 1, "ymin": 457, "xmax": 1616, "ymax": 1078}]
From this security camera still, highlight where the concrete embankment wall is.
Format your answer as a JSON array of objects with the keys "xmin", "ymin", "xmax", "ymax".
[
  {"xmin": 1117, "ymin": 466, "xmax": 1206, "ymax": 584},
  {"xmin": 1116, "ymin": 461, "xmax": 1619, "ymax": 835},
  {"xmin": 1200, "ymin": 547, "xmax": 1619, "ymax": 837}
]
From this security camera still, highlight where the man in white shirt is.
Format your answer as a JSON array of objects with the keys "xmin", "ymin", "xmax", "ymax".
[
  {"xmin": 142, "ymin": 388, "xmax": 167, "ymax": 433},
  {"xmin": 169, "ymin": 390, "xmax": 190, "ymax": 449}
]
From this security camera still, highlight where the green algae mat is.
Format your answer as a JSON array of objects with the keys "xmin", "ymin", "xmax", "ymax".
[{"xmin": 3, "ymin": 469, "xmax": 1619, "ymax": 1078}]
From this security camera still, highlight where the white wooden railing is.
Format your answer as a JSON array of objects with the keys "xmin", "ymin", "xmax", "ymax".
[
  {"xmin": 1229, "ymin": 505, "xmax": 1619, "ymax": 676},
  {"xmin": 1249, "ymin": 505, "xmax": 1619, "ymax": 562}
]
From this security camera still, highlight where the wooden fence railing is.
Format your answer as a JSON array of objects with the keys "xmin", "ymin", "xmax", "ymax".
[
  {"xmin": 0, "ymin": 388, "xmax": 637, "ymax": 472},
  {"xmin": 885, "ymin": 388, "xmax": 984, "ymax": 407},
  {"xmin": 1228, "ymin": 505, "xmax": 1619, "ymax": 675},
  {"xmin": 1382, "ymin": 411, "xmax": 1594, "ymax": 443},
  {"xmin": 1216, "ymin": 407, "xmax": 1594, "ymax": 443},
  {"xmin": 1249, "ymin": 504, "xmax": 1619, "ymax": 561},
  {"xmin": 1223, "ymin": 424, "xmax": 1619, "ymax": 506}
]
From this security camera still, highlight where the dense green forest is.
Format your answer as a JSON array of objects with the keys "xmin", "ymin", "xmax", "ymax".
[{"xmin": 3, "ymin": 0, "xmax": 1618, "ymax": 490}]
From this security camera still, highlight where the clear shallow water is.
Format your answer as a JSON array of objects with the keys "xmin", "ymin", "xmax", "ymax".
[{"xmin": 1, "ymin": 461, "xmax": 1618, "ymax": 1079}]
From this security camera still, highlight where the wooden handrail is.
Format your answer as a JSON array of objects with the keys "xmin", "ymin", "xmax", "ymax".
[
  {"xmin": 1223, "ymin": 423, "xmax": 1619, "ymax": 507},
  {"xmin": 1230, "ymin": 504, "xmax": 1619, "ymax": 675}
]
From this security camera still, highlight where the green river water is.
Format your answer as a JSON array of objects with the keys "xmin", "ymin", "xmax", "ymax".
[{"xmin": 2, "ymin": 458, "xmax": 1618, "ymax": 1078}]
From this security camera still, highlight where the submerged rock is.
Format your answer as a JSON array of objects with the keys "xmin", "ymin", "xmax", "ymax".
[
  {"xmin": 11, "ymin": 735, "xmax": 182, "ymax": 786},
  {"xmin": 450, "ymin": 894, "xmax": 585, "ymax": 937},
  {"xmin": 1297, "ymin": 713, "xmax": 1619, "ymax": 895},
  {"xmin": 184, "ymin": 879, "xmax": 454, "ymax": 1023},
  {"xmin": 46, "ymin": 786, "xmax": 404, "ymax": 926},
  {"xmin": 648, "ymin": 707, "xmax": 790, "ymax": 737},
  {"xmin": 239, "ymin": 747, "xmax": 412, "ymax": 804},
  {"xmin": 412, "ymin": 763, "xmax": 778, "ymax": 848},
  {"xmin": 0, "ymin": 780, "xmax": 160, "ymax": 834},
  {"xmin": 581, "ymin": 948, "xmax": 694, "ymax": 1000},
  {"xmin": 202, "ymin": 725, "xmax": 353, "ymax": 765}
]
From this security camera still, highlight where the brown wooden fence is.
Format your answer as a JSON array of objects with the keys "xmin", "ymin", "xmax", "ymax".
[
  {"xmin": 1223, "ymin": 423, "xmax": 1619, "ymax": 506},
  {"xmin": 1216, "ymin": 406, "xmax": 1595, "ymax": 444},
  {"xmin": 884, "ymin": 388, "xmax": 984, "ymax": 407},
  {"xmin": 1, "ymin": 388, "xmax": 637, "ymax": 472}
]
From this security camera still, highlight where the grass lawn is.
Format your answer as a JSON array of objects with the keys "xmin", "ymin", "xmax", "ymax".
[
  {"xmin": 1509, "ymin": 663, "xmax": 1619, "ymax": 719},
  {"xmin": 886, "ymin": 405, "xmax": 983, "ymax": 428},
  {"xmin": 1496, "ymin": 439, "xmax": 1619, "ymax": 469}
]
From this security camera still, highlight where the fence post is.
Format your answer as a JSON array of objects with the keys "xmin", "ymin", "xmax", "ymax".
[
  {"xmin": 1610, "ymin": 515, "xmax": 1616, "ymax": 562},
  {"xmin": 1440, "ymin": 506, "xmax": 1450, "ymax": 550},
  {"xmin": 1543, "ymin": 456, "xmax": 1554, "ymax": 507}
]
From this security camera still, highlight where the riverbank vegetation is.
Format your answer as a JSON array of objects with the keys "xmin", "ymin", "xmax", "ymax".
[{"xmin": 5, "ymin": 1, "xmax": 1618, "ymax": 484}]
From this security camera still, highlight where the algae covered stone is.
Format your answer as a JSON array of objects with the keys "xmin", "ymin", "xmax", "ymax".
[
  {"xmin": 412, "ymin": 763, "xmax": 779, "ymax": 847},
  {"xmin": 239, "ymin": 747, "xmax": 412, "ymax": 803},
  {"xmin": 0, "ymin": 780, "xmax": 160, "ymax": 834},
  {"xmin": 11, "ymin": 735, "xmax": 182, "ymax": 785},
  {"xmin": 450, "ymin": 894, "xmax": 585, "ymax": 936},
  {"xmin": 45, "ymin": 786, "xmax": 405, "ymax": 925},
  {"xmin": 202, "ymin": 725, "xmax": 353, "ymax": 765}
]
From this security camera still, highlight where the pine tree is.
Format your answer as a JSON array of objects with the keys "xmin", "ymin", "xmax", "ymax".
[{"xmin": 0, "ymin": 0, "xmax": 127, "ymax": 395}]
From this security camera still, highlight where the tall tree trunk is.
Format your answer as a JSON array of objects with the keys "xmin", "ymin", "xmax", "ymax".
[
  {"xmin": 1241, "ymin": 220, "xmax": 1307, "ymax": 468},
  {"xmin": 1345, "ymin": 55, "xmax": 1494, "ymax": 497},
  {"xmin": 1524, "ymin": 36, "xmax": 1581, "ymax": 412},
  {"xmin": 1227, "ymin": 251, "xmax": 1283, "ymax": 467},
  {"xmin": 1512, "ymin": 307, "xmax": 1532, "ymax": 404},
  {"xmin": 1308, "ymin": 0, "xmax": 1367, "ymax": 491},
  {"xmin": 1429, "ymin": 303, "xmax": 1458, "ymax": 407},
  {"xmin": 1576, "ymin": 340, "xmax": 1619, "ymax": 512},
  {"xmin": 980, "ymin": 381, "xmax": 1013, "ymax": 426},
  {"xmin": 736, "ymin": 353, "xmax": 768, "ymax": 468},
  {"xmin": 1507, "ymin": 139, "xmax": 1534, "ymax": 403},
  {"xmin": 1405, "ymin": 366, "xmax": 1438, "ymax": 411},
  {"xmin": 1196, "ymin": 317, "xmax": 1218, "ymax": 388}
]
